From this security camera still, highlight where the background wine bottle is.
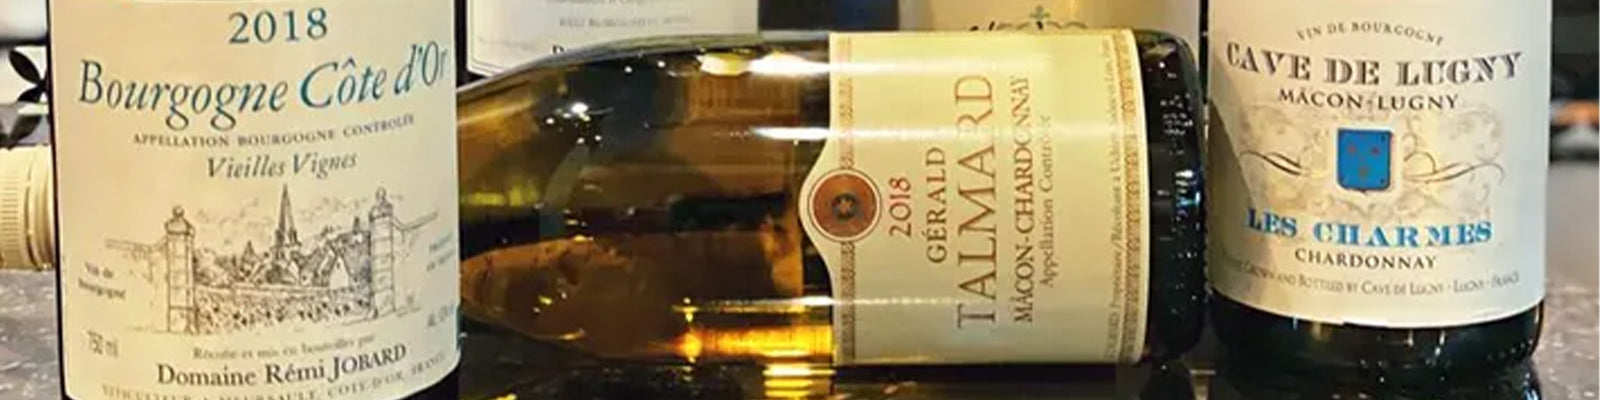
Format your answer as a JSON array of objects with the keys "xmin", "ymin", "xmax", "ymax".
[
  {"xmin": 897, "ymin": 0, "xmax": 1202, "ymax": 50},
  {"xmin": 0, "ymin": 145, "xmax": 50, "ymax": 271},
  {"xmin": 48, "ymin": 1, "xmax": 461, "ymax": 399},
  {"xmin": 1206, "ymin": 0, "xmax": 1550, "ymax": 385},
  {"xmin": 0, "ymin": 0, "xmax": 47, "ymax": 43},
  {"xmin": 456, "ymin": 30, "xmax": 1206, "ymax": 366},
  {"xmin": 895, "ymin": 0, "xmax": 1212, "ymax": 119},
  {"xmin": 459, "ymin": 0, "xmax": 900, "ymax": 83}
]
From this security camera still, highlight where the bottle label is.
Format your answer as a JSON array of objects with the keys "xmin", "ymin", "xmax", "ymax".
[
  {"xmin": 50, "ymin": 1, "xmax": 460, "ymax": 398},
  {"xmin": 898, "ymin": 0, "xmax": 1202, "ymax": 57},
  {"xmin": 1207, "ymin": 0, "xmax": 1550, "ymax": 327},
  {"xmin": 467, "ymin": 0, "xmax": 758, "ymax": 76},
  {"xmin": 802, "ymin": 31, "xmax": 1151, "ymax": 364}
]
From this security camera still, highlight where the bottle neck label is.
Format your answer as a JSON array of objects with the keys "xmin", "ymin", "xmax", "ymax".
[
  {"xmin": 49, "ymin": 0, "xmax": 461, "ymax": 398},
  {"xmin": 802, "ymin": 31, "xmax": 1151, "ymax": 364},
  {"xmin": 466, "ymin": 0, "xmax": 758, "ymax": 76},
  {"xmin": 1207, "ymin": 0, "xmax": 1551, "ymax": 327}
]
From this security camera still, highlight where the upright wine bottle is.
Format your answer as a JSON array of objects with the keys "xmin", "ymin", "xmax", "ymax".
[
  {"xmin": 0, "ymin": 145, "xmax": 50, "ymax": 271},
  {"xmin": 456, "ymin": 30, "xmax": 1206, "ymax": 366},
  {"xmin": 897, "ymin": 0, "xmax": 1203, "ymax": 55},
  {"xmin": 461, "ymin": 0, "xmax": 900, "ymax": 83},
  {"xmin": 49, "ymin": 1, "xmax": 461, "ymax": 399},
  {"xmin": 1206, "ymin": 0, "xmax": 1550, "ymax": 384}
]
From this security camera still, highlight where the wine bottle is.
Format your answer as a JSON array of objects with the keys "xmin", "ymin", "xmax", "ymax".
[
  {"xmin": 48, "ymin": 1, "xmax": 461, "ymax": 399},
  {"xmin": 0, "ymin": 145, "xmax": 50, "ymax": 271},
  {"xmin": 0, "ymin": 0, "xmax": 47, "ymax": 43},
  {"xmin": 457, "ymin": 30, "xmax": 1206, "ymax": 366},
  {"xmin": 1206, "ymin": 0, "xmax": 1550, "ymax": 384},
  {"xmin": 897, "ymin": 0, "xmax": 1203, "ymax": 54},
  {"xmin": 461, "ymin": 0, "xmax": 900, "ymax": 83},
  {"xmin": 895, "ymin": 0, "xmax": 1210, "ymax": 99}
]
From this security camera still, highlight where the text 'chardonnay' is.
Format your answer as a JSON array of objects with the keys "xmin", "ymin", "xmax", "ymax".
[{"xmin": 1207, "ymin": 0, "xmax": 1550, "ymax": 384}]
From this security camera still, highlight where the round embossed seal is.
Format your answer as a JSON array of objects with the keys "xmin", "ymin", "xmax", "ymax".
[{"xmin": 808, "ymin": 169, "xmax": 880, "ymax": 243}]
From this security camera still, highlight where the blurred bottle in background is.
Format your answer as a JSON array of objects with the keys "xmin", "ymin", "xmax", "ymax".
[
  {"xmin": 0, "ymin": 0, "xmax": 52, "ymax": 272},
  {"xmin": 898, "ymin": 0, "xmax": 1203, "ymax": 58},
  {"xmin": 0, "ymin": 144, "xmax": 51, "ymax": 271},
  {"xmin": 460, "ymin": 0, "xmax": 900, "ymax": 83},
  {"xmin": 0, "ymin": 0, "xmax": 47, "ymax": 43}
]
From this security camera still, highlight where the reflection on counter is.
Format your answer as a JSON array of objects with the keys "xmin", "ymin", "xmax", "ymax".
[
  {"xmin": 1209, "ymin": 356, "xmax": 1542, "ymax": 400},
  {"xmin": 461, "ymin": 315, "xmax": 1556, "ymax": 400},
  {"xmin": 483, "ymin": 362, "xmax": 1199, "ymax": 400},
  {"xmin": 461, "ymin": 319, "xmax": 1200, "ymax": 400}
]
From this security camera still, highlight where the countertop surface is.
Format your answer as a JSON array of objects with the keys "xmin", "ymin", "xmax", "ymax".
[{"xmin": 2, "ymin": 163, "xmax": 1597, "ymax": 400}]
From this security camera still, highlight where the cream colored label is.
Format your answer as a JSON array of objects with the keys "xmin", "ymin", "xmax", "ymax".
[
  {"xmin": 467, "ymin": 0, "xmax": 757, "ymax": 76},
  {"xmin": 802, "ymin": 31, "xmax": 1150, "ymax": 365},
  {"xmin": 50, "ymin": 0, "xmax": 460, "ymax": 399},
  {"xmin": 899, "ymin": 0, "xmax": 1202, "ymax": 56},
  {"xmin": 1208, "ymin": 0, "xmax": 1550, "ymax": 327}
]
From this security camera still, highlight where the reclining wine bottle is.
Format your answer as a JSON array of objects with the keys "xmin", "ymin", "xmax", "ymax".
[{"xmin": 457, "ymin": 30, "xmax": 1206, "ymax": 366}]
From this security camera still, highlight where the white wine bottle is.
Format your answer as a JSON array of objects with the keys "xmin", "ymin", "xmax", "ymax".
[
  {"xmin": 1206, "ymin": 0, "xmax": 1550, "ymax": 385},
  {"xmin": 461, "ymin": 0, "xmax": 901, "ymax": 82},
  {"xmin": 49, "ymin": 1, "xmax": 461, "ymax": 399},
  {"xmin": 457, "ymin": 30, "xmax": 1206, "ymax": 366},
  {"xmin": 466, "ymin": 0, "xmax": 759, "ymax": 80}
]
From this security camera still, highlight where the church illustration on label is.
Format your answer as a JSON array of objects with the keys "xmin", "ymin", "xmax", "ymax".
[{"xmin": 107, "ymin": 185, "xmax": 438, "ymax": 335}]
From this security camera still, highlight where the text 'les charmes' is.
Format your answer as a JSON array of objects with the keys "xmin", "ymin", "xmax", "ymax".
[
  {"xmin": 1247, "ymin": 207, "xmax": 1492, "ymax": 248},
  {"xmin": 72, "ymin": 42, "xmax": 448, "ymax": 133},
  {"xmin": 1223, "ymin": 42, "xmax": 1522, "ymax": 86}
]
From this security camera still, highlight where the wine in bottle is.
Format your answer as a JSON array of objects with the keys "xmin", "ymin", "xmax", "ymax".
[
  {"xmin": 1206, "ymin": 0, "xmax": 1550, "ymax": 384},
  {"xmin": 49, "ymin": 1, "xmax": 461, "ymax": 398},
  {"xmin": 457, "ymin": 30, "xmax": 1206, "ymax": 366}
]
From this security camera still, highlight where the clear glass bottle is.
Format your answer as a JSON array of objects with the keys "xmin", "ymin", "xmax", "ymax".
[{"xmin": 457, "ymin": 29, "xmax": 1206, "ymax": 367}]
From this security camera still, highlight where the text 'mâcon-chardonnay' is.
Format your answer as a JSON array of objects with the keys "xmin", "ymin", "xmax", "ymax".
[
  {"xmin": 457, "ymin": 30, "xmax": 1206, "ymax": 366},
  {"xmin": 1207, "ymin": 0, "xmax": 1551, "ymax": 383},
  {"xmin": 50, "ymin": 1, "xmax": 461, "ymax": 399}
]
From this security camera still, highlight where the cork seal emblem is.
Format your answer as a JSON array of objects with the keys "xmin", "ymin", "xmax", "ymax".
[{"xmin": 808, "ymin": 169, "xmax": 880, "ymax": 242}]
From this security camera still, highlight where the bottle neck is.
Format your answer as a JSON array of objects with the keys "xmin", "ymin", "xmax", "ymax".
[{"xmin": 0, "ymin": 145, "xmax": 53, "ymax": 271}]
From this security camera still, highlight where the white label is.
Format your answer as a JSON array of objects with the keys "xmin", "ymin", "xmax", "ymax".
[
  {"xmin": 1207, "ymin": 0, "xmax": 1550, "ymax": 327},
  {"xmin": 898, "ymin": 0, "xmax": 1202, "ymax": 57},
  {"xmin": 803, "ymin": 31, "xmax": 1150, "ymax": 365},
  {"xmin": 467, "ymin": 0, "xmax": 758, "ymax": 76},
  {"xmin": 50, "ymin": 1, "xmax": 460, "ymax": 399}
]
